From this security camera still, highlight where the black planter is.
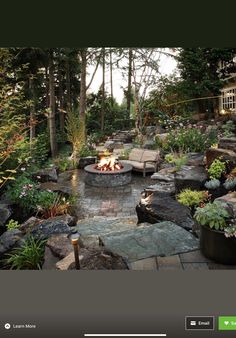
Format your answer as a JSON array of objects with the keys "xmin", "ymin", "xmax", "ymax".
[
  {"xmin": 200, "ymin": 224, "xmax": 236, "ymax": 264},
  {"xmin": 78, "ymin": 156, "xmax": 97, "ymax": 169}
]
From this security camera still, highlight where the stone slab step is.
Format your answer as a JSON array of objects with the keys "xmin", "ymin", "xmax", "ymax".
[{"xmin": 100, "ymin": 221, "xmax": 199, "ymax": 262}]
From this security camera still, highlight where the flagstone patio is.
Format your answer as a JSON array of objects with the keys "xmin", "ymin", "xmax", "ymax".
[{"xmin": 56, "ymin": 169, "xmax": 236, "ymax": 270}]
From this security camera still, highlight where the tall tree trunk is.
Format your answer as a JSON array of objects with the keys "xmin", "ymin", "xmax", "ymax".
[
  {"xmin": 58, "ymin": 69, "xmax": 65, "ymax": 131},
  {"xmin": 134, "ymin": 85, "xmax": 141, "ymax": 131},
  {"xmin": 110, "ymin": 48, "xmax": 113, "ymax": 106},
  {"xmin": 127, "ymin": 48, "xmax": 133, "ymax": 116},
  {"xmin": 101, "ymin": 47, "xmax": 105, "ymax": 131},
  {"xmin": 48, "ymin": 50, "xmax": 58, "ymax": 158},
  {"xmin": 66, "ymin": 58, "xmax": 71, "ymax": 111},
  {"xmin": 197, "ymin": 99, "xmax": 205, "ymax": 117},
  {"xmin": 29, "ymin": 76, "xmax": 36, "ymax": 148},
  {"xmin": 79, "ymin": 49, "xmax": 87, "ymax": 122}
]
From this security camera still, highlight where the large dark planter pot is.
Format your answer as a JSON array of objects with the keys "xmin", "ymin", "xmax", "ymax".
[
  {"xmin": 78, "ymin": 156, "xmax": 97, "ymax": 169},
  {"xmin": 200, "ymin": 224, "xmax": 236, "ymax": 264}
]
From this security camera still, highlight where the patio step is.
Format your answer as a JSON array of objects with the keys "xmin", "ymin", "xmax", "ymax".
[{"xmin": 75, "ymin": 217, "xmax": 199, "ymax": 263}]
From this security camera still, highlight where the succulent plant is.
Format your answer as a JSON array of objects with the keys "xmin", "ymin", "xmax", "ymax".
[
  {"xmin": 223, "ymin": 177, "xmax": 236, "ymax": 190},
  {"xmin": 205, "ymin": 179, "xmax": 221, "ymax": 190}
]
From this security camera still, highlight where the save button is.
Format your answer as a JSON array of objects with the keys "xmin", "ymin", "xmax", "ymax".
[{"xmin": 218, "ymin": 317, "xmax": 236, "ymax": 330}]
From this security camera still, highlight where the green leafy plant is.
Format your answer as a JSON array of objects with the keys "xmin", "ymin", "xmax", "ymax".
[
  {"xmin": 194, "ymin": 201, "xmax": 230, "ymax": 231},
  {"xmin": 53, "ymin": 156, "xmax": 74, "ymax": 172},
  {"xmin": 4, "ymin": 236, "xmax": 46, "ymax": 270},
  {"xmin": 165, "ymin": 152, "xmax": 187, "ymax": 171},
  {"xmin": 119, "ymin": 148, "xmax": 131, "ymax": 160},
  {"xmin": 222, "ymin": 120, "xmax": 235, "ymax": 138},
  {"xmin": 224, "ymin": 224, "xmax": 236, "ymax": 238},
  {"xmin": 204, "ymin": 179, "xmax": 221, "ymax": 190},
  {"xmin": 177, "ymin": 189, "xmax": 208, "ymax": 209},
  {"xmin": 165, "ymin": 127, "xmax": 217, "ymax": 153},
  {"xmin": 6, "ymin": 174, "xmax": 39, "ymax": 214},
  {"xmin": 36, "ymin": 191, "xmax": 72, "ymax": 219},
  {"xmin": 207, "ymin": 159, "xmax": 226, "ymax": 180},
  {"xmin": 31, "ymin": 132, "xmax": 50, "ymax": 165},
  {"xmin": 66, "ymin": 110, "xmax": 86, "ymax": 159},
  {"xmin": 79, "ymin": 144, "xmax": 98, "ymax": 157},
  {"xmin": 6, "ymin": 219, "xmax": 20, "ymax": 231}
]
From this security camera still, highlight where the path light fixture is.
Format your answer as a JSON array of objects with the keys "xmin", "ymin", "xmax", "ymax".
[{"xmin": 68, "ymin": 230, "xmax": 81, "ymax": 270}]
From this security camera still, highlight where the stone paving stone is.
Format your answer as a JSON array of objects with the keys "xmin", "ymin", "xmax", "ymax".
[
  {"xmin": 179, "ymin": 250, "xmax": 212, "ymax": 263},
  {"xmin": 207, "ymin": 263, "xmax": 236, "ymax": 270},
  {"xmin": 101, "ymin": 222, "xmax": 199, "ymax": 262},
  {"xmin": 157, "ymin": 255, "xmax": 183, "ymax": 270},
  {"xmin": 130, "ymin": 257, "xmax": 157, "ymax": 270},
  {"xmin": 182, "ymin": 262, "xmax": 209, "ymax": 270}
]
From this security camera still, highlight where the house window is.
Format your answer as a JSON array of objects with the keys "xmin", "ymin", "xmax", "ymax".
[{"xmin": 221, "ymin": 87, "xmax": 236, "ymax": 111}]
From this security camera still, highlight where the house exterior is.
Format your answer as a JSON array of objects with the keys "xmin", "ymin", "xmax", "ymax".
[{"xmin": 219, "ymin": 58, "xmax": 236, "ymax": 115}]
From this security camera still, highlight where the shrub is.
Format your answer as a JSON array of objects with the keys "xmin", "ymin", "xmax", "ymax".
[
  {"xmin": 165, "ymin": 127, "xmax": 217, "ymax": 153},
  {"xmin": 66, "ymin": 110, "xmax": 85, "ymax": 158},
  {"xmin": 4, "ymin": 236, "xmax": 46, "ymax": 270},
  {"xmin": 194, "ymin": 201, "xmax": 230, "ymax": 231},
  {"xmin": 165, "ymin": 152, "xmax": 187, "ymax": 171},
  {"xmin": 79, "ymin": 144, "xmax": 98, "ymax": 157},
  {"xmin": 36, "ymin": 191, "xmax": 72, "ymax": 219},
  {"xmin": 31, "ymin": 132, "xmax": 50, "ymax": 165},
  {"xmin": 53, "ymin": 156, "xmax": 74, "ymax": 172},
  {"xmin": 177, "ymin": 189, "xmax": 208, "ymax": 209},
  {"xmin": 222, "ymin": 120, "xmax": 235, "ymax": 138},
  {"xmin": 207, "ymin": 159, "xmax": 226, "ymax": 180},
  {"xmin": 6, "ymin": 174, "xmax": 39, "ymax": 214},
  {"xmin": 119, "ymin": 148, "xmax": 132, "ymax": 160}
]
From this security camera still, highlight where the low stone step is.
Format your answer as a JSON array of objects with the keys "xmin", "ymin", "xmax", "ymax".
[{"xmin": 100, "ymin": 221, "xmax": 199, "ymax": 262}]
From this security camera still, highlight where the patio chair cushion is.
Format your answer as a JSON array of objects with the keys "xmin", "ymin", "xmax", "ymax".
[
  {"xmin": 141, "ymin": 150, "xmax": 160, "ymax": 162},
  {"xmin": 120, "ymin": 160, "xmax": 155, "ymax": 170},
  {"xmin": 128, "ymin": 148, "xmax": 144, "ymax": 162}
]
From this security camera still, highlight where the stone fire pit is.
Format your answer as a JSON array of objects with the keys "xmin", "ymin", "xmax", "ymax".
[{"xmin": 84, "ymin": 163, "xmax": 132, "ymax": 187}]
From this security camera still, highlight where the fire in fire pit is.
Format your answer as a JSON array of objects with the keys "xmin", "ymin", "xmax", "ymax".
[{"xmin": 94, "ymin": 156, "xmax": 123, "ymax": 172}]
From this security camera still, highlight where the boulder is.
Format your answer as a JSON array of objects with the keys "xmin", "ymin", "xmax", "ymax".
[
  {"xmin": 136, "ymin": 192, "xmax": 194, "ymax": 230},
  {"xmin": 218, "ymin": 137, "xmax": 236, "ymax": 152},
  {"xmin": 0, "ymin": 229, "xmax": 23, "ymax": 257},
  {"xmin": 143, "ymin": 141, "xmax": 156, "ymax": 149},
  {"xmin": 46, "ymin": 233, "xmax": 73, "ymax": 258},
  {"xmin": 156, "ymin": 133, "xmax": 169, "ymax": 143},
  {"xmin": 174, "ymin": 165, "xmax": 208, "ymax": 193},
  {"xmin": 144, "ymin": 182, "xmax": 175, "ymax": 196},
  {"xmin": 42, "ymin": 247, "xmax": 60, "ymax": 270},
  {"xmin": 0, "ymin": 203, "xmax": 11, "ymax": 227},
  {"xmin": 32, "ymin": 167, "xmax": 58, "ymax": 183},
  {"xmin": 30, "ymin": 217, "xmax": 71, "ymax": 240},
  {"xmin": 78, "ymin": 156, "xmax": 97, "ymax": 169},
  {"xmin": 151, "ymin": 168, "xmax": 175, "ymax": 182},
  {"xmin": 216, "ymin": 192, "xmax": 236, "ymax": 212},
  {"xmin": 205, "ymin": 148, "xmax": 236, "ymax": 170},
  {"xmin": 187, "ymin": 153, "xmax": 205, "ymax": 166},
  {"xmin": 56, "ymin": 247, "xmax": 129, "ymax": 270},
  {"xmin": 19, "ymin": 217, "xmax": 40, "ymax": 234}
]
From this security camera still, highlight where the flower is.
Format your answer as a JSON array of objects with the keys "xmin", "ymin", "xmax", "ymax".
[{"xmin": 21, "ymin": 167, "xmax": 26, "ymax": 171}]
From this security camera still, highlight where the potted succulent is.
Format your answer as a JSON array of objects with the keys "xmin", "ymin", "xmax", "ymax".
[{"xmin": 194, "ymin": 200, "xmax": 236, "ymax": 264}]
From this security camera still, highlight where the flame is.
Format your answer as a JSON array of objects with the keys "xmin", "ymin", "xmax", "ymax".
[{"xmin": 95, "ymin": 156, "xmax": 123, "ymax": 171}]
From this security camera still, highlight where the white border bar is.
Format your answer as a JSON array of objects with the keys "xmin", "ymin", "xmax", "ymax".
[{"xmin": 84, "ymin": 335, "xmax": 167, "ymax": 337}]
